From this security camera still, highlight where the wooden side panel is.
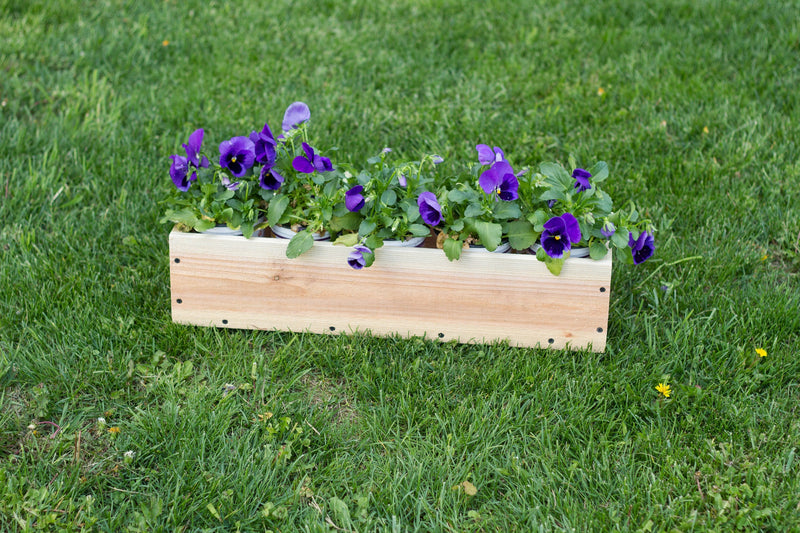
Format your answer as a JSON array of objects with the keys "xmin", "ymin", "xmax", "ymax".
[{"xmin": 169, "ymin": 231, "xmax": 612, "ymax": 351}]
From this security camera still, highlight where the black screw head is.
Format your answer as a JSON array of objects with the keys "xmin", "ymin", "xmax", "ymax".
[
  {"xmin": 222, "ymin": 319, "xmax": 228, "ymax": 325},
  {"xmin": 548, "ymin": 338, "xmax": 554, "ymax": 344},
  {"xmin": 438, "ymin": 333, "xmax": 444, "ymax": 338},
  {"xmin": 329, "ymin": 326, "xmax": 336, "ymax": 331},
  {"xmin": 176, "ymin": 299, "xmax": 182, "ymax": 304},
  {"xmin": 174, "ymin": 258, "xmax": 180, "ymax": 263},
  {"xmin": 597, "ymin": 327, "xmax": 603, "ymax": 333},
  {"xmin": 599, "ymin": 287, "xmax": 606, "ymax": 292}
]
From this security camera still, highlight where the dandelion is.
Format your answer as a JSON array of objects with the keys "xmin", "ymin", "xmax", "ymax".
[
  {"xmin": 108, "ymin": 426, "xmax": 121, "ymax": 434},
  {"xmin": 703, "ymin": 126, "xmax": 709, "ymax": 134},
  {"xmin": 656, "ymin": 383, "xmax": 671, "ymax": 398},
  {"xmin": 597, "ymin": 87, "xmax": 605, "ymax": 96},
  {"xmin": 756, "ymin": 348, "xmax": 767, "ymax": 358},
  {"xmin": 162, "ymin": 40, "xmax": 169, "ymax": 47}
]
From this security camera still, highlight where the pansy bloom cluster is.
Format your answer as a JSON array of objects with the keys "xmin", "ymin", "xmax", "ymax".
[{"xmin": 164, "ymin": 106, "xmax": 655, "ymax": 274}]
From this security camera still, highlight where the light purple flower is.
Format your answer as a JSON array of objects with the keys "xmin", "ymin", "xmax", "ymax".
[
  {"xmin": 476, "ymin": 144, "xmax": 505, "ymax": 166},
  {"xmin": 601, "ymin": 221, "xmax": 616, "ymax": 238},
  {"xmin": 431, "ymin": 155, "xmax": 444, "ymax": 165},
  {"xmin": 382, "ymin": 147, "xmax": 392, "ymax": 154},
  {"xmin": 541, "ymin": 213, "xmax": 582, "ymax": 258},
  {"xmin": 629, "ymin": 231, "xmax": 655, "ymax": 264},
  {"xmin": 572, "ymin": 168, "xmax": 592, "ymax": 193},
  {"xmin": 292, "ymin": 142, "xmax": 333, "ymax": 173},
  {"xmin": 219, "ymin": 136, "xmax": 255, "ymax": 178},
  {"xmin": 347, "ymin": 245, "xmax": 372, "ymax": 270},
  {"xmin": 479, "ymin": 161, "xmax": 519, "ymax": 201},
  {"xmin": 397, "ymin": 173, "xmax": 407, "ymax": 187},
  {"xmin": 282, "ymin": 102, "xmax": 310, "ymax": 132},
  {"xmin": 417, "ymin": 191, "xmax": 442, "ymax": 226},
  {"xmin": 220, "ymin": 175, "xmax": 239, "ymax": 191},
  {"xmin": 345, "ymin": 185, "xmax": 365, "ymax": 212}
]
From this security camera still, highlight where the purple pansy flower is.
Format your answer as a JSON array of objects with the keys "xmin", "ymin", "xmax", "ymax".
[
  {"xmin": 345, "ymin": 185, "xmax": 365, "ymax": 212},
  {"xmin": 249, "ymin": 123, "xmax": 277, "ymax": 165},
  {"xmin": 282, "ymin": 102, "xmax": 310, "ymax": 133},
  {"xmin": 572, "ymin": 168, "xmax": 592, "ymax": 193},
  {"xmin": 220, "ymin": 175, "xmax": 239, "ymax": 191},
  {"xmin": 476, "ymin": 144, "xmax": 505, "ymax": 166},
  {"xmin": 541, "ymin": 213, "xmax": 582, "ymax": 258},
  {"xmin": 628, "ymin": 231, "xmax": 655, "ymax": 264},
  {"xmin": 397, "ymin": 173, "xmax": 407, "ymax": 187},
  {"xmin": 292, "ymin": 142, "xmax": 333, "ymax": 173},
  {"xmin": 601, "ymin": 221, "xmax": 616, "ymax": 238},
  {"xmin": 479, "ymin": 161, "xmax": 519, "ymax": 201},
  {"xmin": 169, "ymin": 155, "xmax": 191, "ymax": 191},
  {"xmin": 417, "ymin": 191, "xmax": 443, "ymax": 226},
  {"xmin": 347, "ymin": 245, "xmax": 372, "ymax": 270},
  {"xmin": 259, "ymin": 165, "xmax": 284, "ymax": 190},
  {"xmin": 219, "ymin": 136, "xmax": 255, "ymax": 178},
  {"xmin": 170, "ymin": 128, "xmax": 209, "ymax": 191},
  {"xmin": 182, "ymin": 128, "xmax": 210, "ymax": 170}
]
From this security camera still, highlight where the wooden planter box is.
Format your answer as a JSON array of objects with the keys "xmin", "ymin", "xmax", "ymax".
[{"xmin": 169, "ymin": 230, "xmax": 612, "ymax": 352}]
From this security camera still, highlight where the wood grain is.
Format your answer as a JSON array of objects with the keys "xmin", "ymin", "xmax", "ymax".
[{"xmin": 169, "ymin": 230, "xmax": 612, "ymax": 351}]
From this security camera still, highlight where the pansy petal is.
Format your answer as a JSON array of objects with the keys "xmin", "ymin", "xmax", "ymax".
[
  {"xmin": 292, "ymin": 155, "xmax": 315, "ymax": 174},
  {"xmin": 543, "ymin": 216, "xmax": 566, "ymax": 234},
  {"xmin": 282, "ymin": 102, "xmax": 310, "ymax": 132},
  {"xmin": 476, "ymin": 144, "xmax": 494, "ymax": 166},
  {"xmin": 479, "ymin": 166, "xmax": 500, "ymax": 194},
  {"xmin": 561, "ymin": 213, "xmax": 582, "ymax": 244}
]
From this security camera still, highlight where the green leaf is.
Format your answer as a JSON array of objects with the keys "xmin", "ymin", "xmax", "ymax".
[
  {"xmin": 539, "ymin": 161, "xmax": 573, "ymax": 187},
  {"xmin": 367, "ymin": 155, "xmax": 381, "ymax": 165},
  {"xmin": 505, "ymin": 220, "xmax": 539, "ymax": 250},
  {"xmin": 545, "ymin": 257, "xmax": 565, "ymax": 276},
  {"xmin": 540, "ymin": 187, "xmax": 566, "ymax": 203},
  {"xmin": 587, "ymin": 161, "xmax": 609, "ymax": 182},
  {"xmin": 464, "ymin": 203, "xmax": 484, "ymax": 218},
  {"xmin": 217, "ymin": 189, "xmax": 235, "ymax": 201},
  {"xmin": 380, "ymin": 189, "xmax": 397, "ymax": 206},
  {"xmin": 447, "ymin": 189, "xmax": 469, "ymax": 203},
  {"xmin": 611, "ymin": 229, "xmax": 629, "ymax": 249},
  {"xmin": 358, "ymin": 219, "xmax": 377, "ymax": 236},
  {"xmin": 471, "ymin": 220, "xmax": 502, "ymax": 251},
  {"xmin": 329, "ymin": 212, "xmax": 362, "ymax": 232},
  {"xmin": 241, "ymin": 220, "xmax": 255, "ymax": 239},
  {"xmin": 589, "ymin": 240, "xmax": 609, "ymax": 260},
  {"xmin": 333, "ymin": 233, "xmax": 360, "ymax": 247},
  {"xmin": 194, "ymin": 218, "xmax": 216, "ymax": 232},
  {"xmin": 443, "ymin": 237, "xmax": 463, "ymax": 261},
  {"xmin": 493, "ymin": 201, "xmax": 521, "ymax": 220},
  {"xmin": 286, "ymin": 231, "xmax": 314, "ymax": 258},
  {"xmin": 408, "ymin": 224, "xmax": 431, "ymax": 237},
  {"xmin": 364, "ymin": 234, "xmax": 383, "ymax": 250},
  {"xmin": 267, "ymin": 194, "xmax": 289, "ymax": 226},
  {"xmin": 165, "ymin": 207, "xmax": 199, "ymax": 228}
]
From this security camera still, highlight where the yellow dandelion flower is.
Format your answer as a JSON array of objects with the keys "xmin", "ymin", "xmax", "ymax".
[
  {"xmin": 656, "ymin": 383, "xmax": 671, "ymax": 398},
  {"xmin": 703, "ymin": 126, "xmax": 709, "ymax": 134},
  {"xmin": 756, "ymin": 348, "xmax": 767, "ymax": 358},
  {"xmin": 162, "ymin": 40, "xmax": 170, "ymax": 47},
  {"xmin": 108, "ymin": 426, "xmax": 121, "ymax": 434},
  {"xmin": 597, "ymin": 87, "xmax": 605, "ymax": 96}
]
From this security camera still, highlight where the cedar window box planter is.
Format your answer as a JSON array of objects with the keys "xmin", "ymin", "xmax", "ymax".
[{"xmin": 169, "ymin": 230, "xmax": 612, "ymax": 352}]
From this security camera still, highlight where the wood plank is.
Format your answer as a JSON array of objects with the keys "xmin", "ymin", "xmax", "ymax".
[{"xmin": 169, "ymin": 230, "xmax": 612, "ymax": 351}]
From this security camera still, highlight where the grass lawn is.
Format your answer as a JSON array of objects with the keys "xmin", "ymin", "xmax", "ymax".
[{"xmin": 1, "ymin": 0, "xmax": 799, "ymax": 530}]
